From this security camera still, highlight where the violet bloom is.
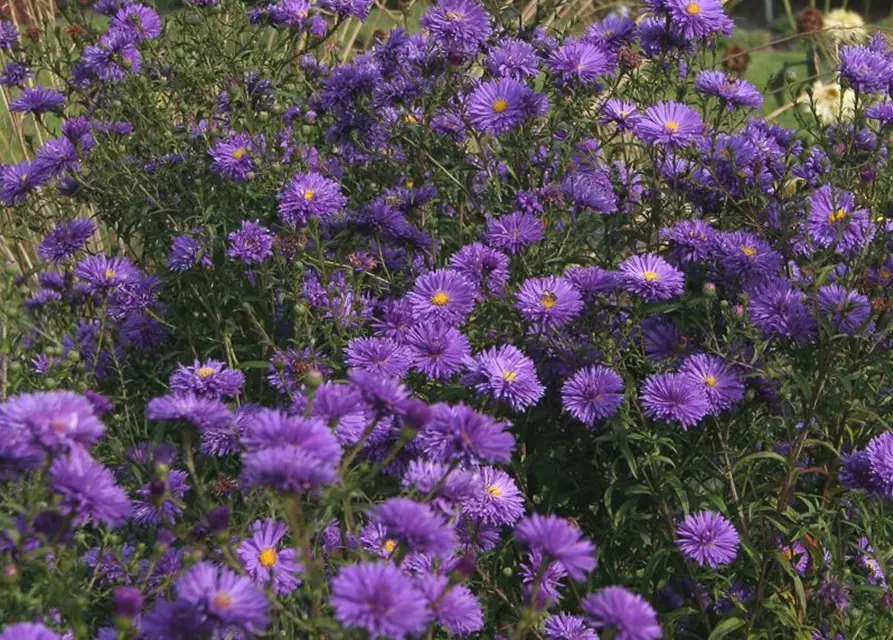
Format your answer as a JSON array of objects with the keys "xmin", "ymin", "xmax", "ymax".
[
  {"xmin": 32, "ymin": 137, "xmax": 79, "ymax": 179},
  {"xmin": 449, "ymin": 242, "xmax": 510, "ymax": 298},
  {"xmin": 175, "ymin": 561, "xmax": 269, "ymax": 633},
  {"xmin": 170, "ymin": 359, "xmax": 245, "ymax": 398},
  {"xmin": 547, "ymin": 40, "xmax": 611, "ymax": 85},
  {"xmin": 146, "ymin": 392, "xmax": 233, "ymax": 432},
  {"xmin": 226, "ymin": 220, "xmax": 274, "ymax": 265},
  {"xmin": 466, "ymin": 78, "xmax": 545, "ymax": 135},
  {"xmin": 49, "ymin": 447, "xmax": 131, "ymax": 529},
  {"xmin": 520, "ymin": 549, "xmax": 567, "ymax": 609},
  {"xmin": 582, "ymin": 586, "xmax": 661, "ymax": 640},
  {"xmin": 679, "ymin": 354, "xmax": 744, "ymax": 415},
  {"xmin": 807, "ymin": 185, "xmax": 873, "ymax": 255},
  {"xmin": 401, "ymin": 460, "xmax": 482, "ymax": 507},
  {"xmin": 694, "ymin": 70, "xmax": 762, "ymax": 109},
  {"xmin": 416, "ymin": 575, "xmax": 484, "ymax": 636},
  {"xmin": 840, "ymin": 449, "xmax": 871, "ymax": 492},
  {"xmin": 748, "ymin": 279, "xmax": 817, "ymax": 342},
  {"xmin": 660, "ymin": 219, "xmax": 715, "ymax": 265},
  {"xmin": 209, "ymin": 133, "xmax": 256, "ymax": 182},
  {"xmin": 345, "ymin": 337, "xmax": 412, "ymax": 378},
  {"xmin": 561, "ymin": 365, "xmax": 625, "ymax": 427},
  {"xmin": 168, "ymin": 233, "xmax": 212, "ymax": 272},
  {"xmin": 866, "ymin": 432, "xmax": 893, "ymax": 497},
  {"xmin": 330, "ymin": 562, "xmax": 431, "ymax": 638},
  {"xmin": 1, "ymin": 390, "xmax": 105, "ymax": 454},
  {"xmin": 404, "ymin": 322, "xmax": 471, "ymax": 380},
  {"xmin": 0, "ymin": 20, "xmax": 18, "ymax": 50},
  {"xmin": 640, "ymin": 373, "xmax": 710, "ymax": 429},
  {"xmin": 485, "ymin": 38, "xmax": 539, "ymax": 80},
  {"xmin": 633, "ymin": 101, "xmax": 704, "ymax": 148},
  {"xmin": 464, "ymin": 466, "xmax": 524, "ymax": 526},
  {"xmin": 817, "ymin": 285, "xmax": 872, "ymax": 335},
  {"xmin": 1, "ymin": 160, "xmax": 48, "ymax": 205},
  {"xmin": 408, "ymin": 269, "xmax": 476, "ymax": 326},
  {"xmin": 0, "ymin": 624, "xmax": 61, "ymax": 640},
  {"xmin": 132, "ymin": 470, "xmax": 190, "ymax": 526},
  {"xmin": 600, "ymin": 99, "xmax": 641, "ymax": 130},
  {"xmin": 515, "ymin": 276, "xmax": 584, "ymax": 330},
  {"xmin": 110, "ymin": 3, "xmax": 163, "ymax": 40},
  {"xmin": 370, "ymin": 497, "xmax": 456, "ymax": 558},
  {"xmin": 564, "ymin": 266, "xmax": 616, "ymax": 299},
  {"xmin": 9, "ymin": 86, "xmax": 65, "ymax": 114},
  {"xmin": 419, "ymin": 0, "xmax": 491, "ymax": 62},
  {"xmin": 484, "ymin": 212, "xmax": 544, "ymax": 254},
  {"xmin": 866, "ymin": 102, "xmax": 893, "ymax": 125},
  {"xmin": 277, "ymin": 171, "xmax": 347, "ymax": 226},
  {"xmin": 543, "ymin": 614, "xmax": 598, "ymax": 640},
  {"xmin": 840, "ymin": 45, "xmax": 893, "ymax": 94},
  {"xmin": 676, "ymin": 510, "xmax": 739, "ymax": 567},
  {"xmin": 514, "ymin": 514, "xmax": 596, "ymax": 582},
  {"xmin": 419, "ymin": 402, "xmax": 514, "ymax": 464},
  {"xmin": 663, "ymin": 0, "xmax": 733, "ymax": 40},
  {"xmin": 463, "ymin": 344, "xmax": 545, "ymax": 411},
  {"xmin": 618, "ymin": 254, "xmax": 685, "ymax": 301},
  {"xmin": 236, "ymin": 518, "xmax": 302, "ymax": 595}
]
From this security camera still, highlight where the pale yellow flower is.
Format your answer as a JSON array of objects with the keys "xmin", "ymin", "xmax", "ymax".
[
  {"xmin": 798, "ymin": 81, "xmax": 855, "ymax": 125},
  {"xmin": 824, "ymin": 9, "xmax": 866, "ymax": 44}
]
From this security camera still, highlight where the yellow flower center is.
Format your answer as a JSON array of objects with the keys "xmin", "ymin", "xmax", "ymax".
[
  {"xmin": 382, "ymin": 539, "xmax": 397, "ymax": 554},
  {"xmin": 405, "ymin": 179, "xmax": 414, "ymax": 189},
  {"xmin": 104, "ymin": 268, "xmax": 116, "ymax": 280},
  {"xmin": 880, "ymin": 268, "xmax": 892, "ymax": 282},
  {"xmin": 231, "ymin": 148, "xmax": 246, "ymax": 160},
  {"xmin": 824, "ymin": 87, "xmax": 840, "ymax": 100},
  {"xmin": 19, "ymin": 173, "xmax": 27, "ymax": 182},
  {"xmin": 502, "ymin": 370, "xmax": 518, "ymax": 382},
  {"xmin": 540, "ymin": 291, "xmax": 558, "ymax": 309},
  {"xmin": 642, "ymin": 270, "xmax": 659, "ymax": 281},
  {"xmin": 487, "ymin": 484, "xmax": 502, "ymax": 497},
  {"xmin": 740, "ymin": 245, "xmax": 757, "ymax": 258},
  {"xmin": 492, "ymin": 98, "xmax": 509, "ymax": 113},
  {"xmin": 685, "ymin": 2, "xmax": 701, "ymax": 14},
  {"xmin": 197, "ymin": 366, "xmax": 215, "ymax": 379},
  {"xmin": 212, "ymin": 591, "xmax": 232, "ymax": 610},
  {"xmin": 258, "ymin": 547, "xmax": 277, "ymax": 568},
  {"xmin": 303, "ymin": 188, "xmax": 315, "ymax": 201},
  {"xmin": 664, "ymin": 120, "xmax": 680, "ymax": 133},
  {"xmin": 704, "ymin": 375, "xmax": 717, "ymax": 388},
  {"xmin": 828, "ymin": 208, "xmax": 848, "ymax": 223},
  {"xmin": 431, "ymin": 291, "xmax": 450, "ymax": 306},
  {"xmin": 404, "ymin": 114, "xmax": 417, "ymax": 125}
]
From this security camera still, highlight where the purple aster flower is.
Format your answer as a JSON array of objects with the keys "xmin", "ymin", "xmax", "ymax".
[
  {"xmin": 209, "ymin": 133, "xmax": 256, "ymax": 182},
  {"xmin": 146, "ymin": 392, "xmax": 233, "ymax": 432},
  {"xmin": 866, "ymin": 432, "xmax": 893, "ymax": 497},
  {"xmin": 0, "ymin": 61, "xmax": 30, "ymax": 87},
  {"xmin": 242, "ymin": 446, "xmax": 339, "ymax": 493},
  {"xmin": 348, "ymin": 369, "xmax": 410, "ymax": 416},
  {"xmin": 543, "ymin": 614, "xmax": 598, "ymax": 640},
  {"xmin": 401, "ymin": 460, "xmax": 482, "ymax": 507},
  {"xmin": 49, "ymin": 447, "xmax": 131, "ymax": 529},
  {"xmin": 679, "ymin": 354, "xmax": 744, "ymax": 415},
  {"xmin": 600, "ymin": 98, "xmax": 641, "ymax": 130},
  {"xmin": 9, "ymin": 86, "xmax": 65, "ymax": 114},
  {"xmin": 676, "ymin": 510, "xmax": 739, "ymax": 567},
  {"xmin": 515, "ymin": 514, "xmax": 596, "ymax": 582},
  {"xmin": 584, "ymin": 15, "xmax": 637, "ymax": 51},
  {"xmin": 663, "ymin": 0, "xmax": 733, "ymax": 40},
  {"xmin": 866, "ymin": 101, "xmax": 893, "ymax": 125},
  {"xmin": 417, "ymin": 575, "xmax": 484, "ymax": 636},
  {"xmin": 73, "ymin": 253, "xmax": 141, "ymax": 292},
  {"xmin": 419, "ymin": 402, "xmax": 514, "ymax": 464},
  {"xmin": 1, "ymin": 160, "xmax": 50, "ymax": 205},
  {"xmin": 330, "ymin": 562, "xmax": 431, "ymax": 638},
  {"xmin": 318, "ymin": 0, "xmax": 371, "ymax": 19},
  {"xmin": 618, "ymin": 253, "xmax": 685, "ymax": 301},
  {"xmin": 81, "ymin": 30, "xmax": 142, "ymax": 83},
  {"xmin": 563, "ymin": 266, "xmax": 616, "ymax": 299},
  {"xmin": 32, "ymin": 137, "xmax": 79, "ymax": 179},
  {"xmin": 420, "ymin": 0, "xmax": 491, "ymax": 62},
  {"xmin": 449, "ymin": 242, "xmax": 510, "ymax": 298},
  {"xmin": 267, "ymin": 0, "xmax": 310, "ymax": 27},
  {"xmin": 840, "ymin": 449, "xmax": 872, "ymax": 491},
  {"xmin": 1, "ymin": 390, "xmax": 104, "ymax": 454},
  {"xmin": 175, "ymin": 561, "xmax": 269, "ymax": 633},
  {"xmin": 547, "ymin": 40, "xmax": 611, "ymax": 85},
  {"xmin": 132, "ymin": 469, "xmax": 190, "ymax": 526},
  {"xmin": 168, "ymin": 233, "xmax": 212, "ymax": 272},
  {"xmin": 226, "ymin": 220, "xmax": 274, "ymax": 265},
  {"xmin": 484, "ymin": 212, "xmax": 544, "ymax": 254},
  {"xmin": 240, "ymin": 410, "xmax": 341, "ymax": 463},
  {"xmin": 694, "ymin": 70, "xmax": 762, "ymax": 109},
  {"xmin": 463, "ymin": 344, "xmax": 545, "ymax": 411},
  {"xmin": 808, "ymin": 185, "xmax": 873, "ymax": 255},
  {"xmin": 582, "ymin": 586, "xmax": 661, "ymax": 640},
  {"xmin": 561, "ymin": 365, "xmax": 625, "ymax": 427},
  {"xmin": 404, "ymin": 322, "xmax": 471, "ymax": 380},
  {"xmin": 110, "ymin": 3, "xmax": 163, "ymax": 40},
  {"xmin": 267, "ymin": 347, "xmax": 330, "ymax": 397},
  {"xmin": 840, "ymin": 45, "xmax": 893, "ymax": 94},
  {"xmin": 640, "ymin": 373, "xmax": 710, "ymax": 429},
  {"xmin": 278, "ymin": 171, "xmax": 347, "ymax": 226},
  {"xmin": 38, "ymin": 219, "xmax": 95, "ymax": 265},
  {"xmin": 0, "ymin": 624, "xmax": 61, "ymax": 640},
  {"xmin": 465, "ymin": 466, "xmax": 524, "ymax": 526},
  {"xmin": 818, "ymin": 579, "xmax": 849, "ymax": 613},
  {"xmin": 0, "ymin": 20, "xmax": 18, "ymax": 50},
  {"xmin": 236, "ymin": 518, "xmax": 302, "ymax": 595},
  {"xmin": 372, "ymin": 298, "xmax": 417, "ymax": 341},
  {"xmin": 748, "ymin": 278, "xmax": 816, "ymax": 342},
  {"xmin": 817, "ymin": 285, "xmax": 872, "ymax": 335},
  {"xmin": 170, "ymin": 359, "xmax": 245, "ymax": 399},
  {"xmin": 371, "ymin": 498, "xmax": 456, "ymax": 558},
  {"xmin": 486, "ymin": 38, "xmax": 539, "ymax": 80},
  {"xmin": 466, "ymin": 79, "xmax": 544, "ymax": 135},
  {"xmin": 633, "ymin": 101, "xmax": 704, "ymax": 148},
  {"xmin": 345, "ymin": 337, "xmax": 412, "ymax": 378},
  {"xmin": 520, "ymin": 549, "xmax": 567, "ymax": 609},
  {"xmin": 660, "ymin": 219, "xmax": 715, "ymax": 265},
  {"xmin": 515, "ymin": 276, "xmax": 583, "ymax": 330},
  {"xmin": 710, "ymin": 230, "xmax": 782, "ymax": 283},
  {"xmin": 409, "ymin": 269, "xmax": 476, "ymax": 326}
]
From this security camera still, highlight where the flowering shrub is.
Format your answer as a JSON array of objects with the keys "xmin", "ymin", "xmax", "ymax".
[{"xmin": 3, "ymin": 0, "xmax": 893, "ymax": 636}]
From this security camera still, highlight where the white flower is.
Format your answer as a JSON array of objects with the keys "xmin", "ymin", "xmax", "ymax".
[
  {"xmin": 798, "ymin": 81, "xmax": 855, "ymax": 125},
  {"xmin": 824, "ymin": 9, "xmax": 866, "ymax": 44}
]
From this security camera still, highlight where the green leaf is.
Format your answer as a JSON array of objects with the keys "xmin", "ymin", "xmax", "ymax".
[
  {"xmin": 732, "ymin": 451, "xmax": 787, "ymax": 473},
  {"xmin": 707, "ymin": 617, "xmax": 745, "ymax": 639}
]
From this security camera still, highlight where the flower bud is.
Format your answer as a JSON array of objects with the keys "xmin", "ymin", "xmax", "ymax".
[{"xmin": 113, "ymin": 586, "xmax": 143, "ymax": 619}]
